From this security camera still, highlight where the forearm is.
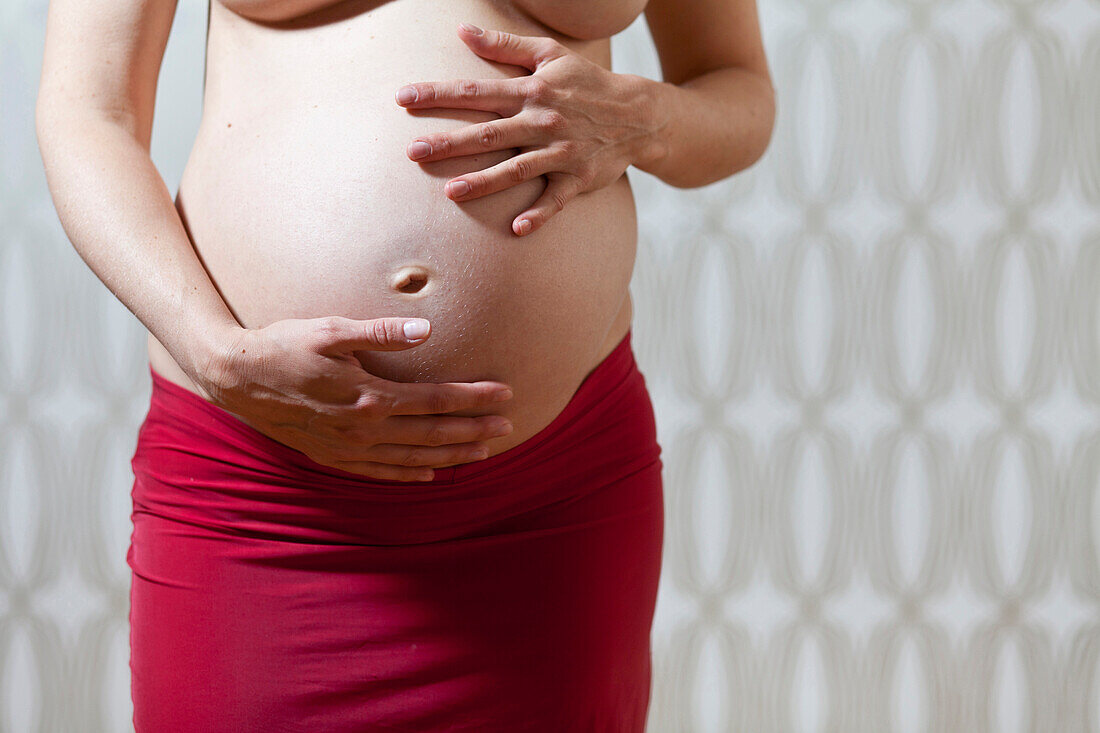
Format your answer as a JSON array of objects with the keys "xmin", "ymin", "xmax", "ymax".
[
  {"xmin": 35, "ymin": 108, "xmax": 242, "ymax": 381},
  {"xmin": 626, "ymin": 67, "xmax": 776, "ymax": 188}
]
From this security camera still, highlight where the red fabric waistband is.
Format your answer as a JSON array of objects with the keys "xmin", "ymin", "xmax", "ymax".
[{"xmin": 131, "ymin": 329, "xmax": 662, "ymax": 545}]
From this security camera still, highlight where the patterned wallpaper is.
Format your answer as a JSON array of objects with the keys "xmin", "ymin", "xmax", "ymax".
[{"xmin": 2, "ymin": 0, "xmax": 1099, "ymax": 729}]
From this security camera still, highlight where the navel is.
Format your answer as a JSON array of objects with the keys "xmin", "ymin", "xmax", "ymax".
[{"xmin": 390, "ymin": 265, "xmax": 432, "ymax": 295}]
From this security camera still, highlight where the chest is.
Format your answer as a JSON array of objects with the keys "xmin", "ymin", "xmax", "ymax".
[
  {"xmin": 215, "ymin": 0, "xmax": 647, "ymax": 40},
  {"xmin": 509, "ymin": 0, "xmax": 648, "ymax": 39}
]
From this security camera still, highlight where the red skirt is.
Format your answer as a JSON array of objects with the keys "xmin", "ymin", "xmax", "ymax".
[{"xmin": 128, "ymin": 329, "xmax": 664, "ymax": 732}]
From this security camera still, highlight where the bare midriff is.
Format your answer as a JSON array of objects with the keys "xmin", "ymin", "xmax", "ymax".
[{"xmin": 149, "ymin": 0, "xmax": 643, "ymax": 459}]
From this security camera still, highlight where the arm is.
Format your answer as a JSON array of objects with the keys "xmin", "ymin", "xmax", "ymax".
[
  {"xmin": 35, "ymin": 0, "xmax": 516, "ymax": 481},
  {"xmin": 35, "ymin": 0, "xmax": 239, "ymax": 385},
  {"xmin": 632, "ymin": 0, "xmax": 777, "ymax": 188}
]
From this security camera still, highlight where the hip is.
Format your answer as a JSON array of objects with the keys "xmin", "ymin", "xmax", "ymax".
[
  {"xmin": 128, "ymin": 327, "xmax": 665, "ymax": 730},
  {"xmin": 132, "ymin": 325, "xmax": 663, "ymax": 545}
]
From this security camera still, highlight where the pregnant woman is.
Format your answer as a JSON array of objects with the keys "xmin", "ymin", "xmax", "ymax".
[{"xmin": 36, "ymin": 0, "xmax": 773, "ymax": 729}]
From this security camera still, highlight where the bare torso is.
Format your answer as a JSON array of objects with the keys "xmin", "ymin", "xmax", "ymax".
[{"xmin": 149, "ymin": 0, "xmax": 645, "ymax": 457}]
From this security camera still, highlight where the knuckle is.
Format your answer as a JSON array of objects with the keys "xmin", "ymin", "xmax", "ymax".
[
  {"xmin": 316, "ymin": 316, "xmax": 341, "ymax": 339},
  {"xmin": 400, "ymin": 447, "xmax": 425, "ymax": 467},
  {"xmin": 525, "ymin": 77, "xmax": 551, "ymax": 102},
  {"xmin": 371, "ymin": 318, "xmax": 393, "ymax": 345},
  {"xmin": 356, "ymin": 392, "xmax": 388, "ymax": 418},
  {"xmin": 509, "ymin": 157, "xmax": 532, "ymax": 183},
  {"xmin": 552, "ymin": 188, "xmax": 570, "ymax": 212},
  {"xmin": 458, "ymin": 80, "xmax": 479, "ymax": 99},
  {"xmin": 538, "ymin": 109, "xmax": 567, "ymax": 132},
  {"xmin": 427, "ymin": 390, "xmax": 455, "ymax": 414},
  {"xmin": 477, "ymin": 123, "xmax": 501, "ymax": 149},
  {"xmin": 424, "ymin": 423, "xmax": 449, "ymax": 446},
  {"xmin": 556, "ymin": 138, "xmax": 579, "ymax": 158}
]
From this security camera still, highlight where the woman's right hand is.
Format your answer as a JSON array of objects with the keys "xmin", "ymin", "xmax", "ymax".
[{"xmin": 190, "ymin": 316, "xmax": 515, "ymax": 482}]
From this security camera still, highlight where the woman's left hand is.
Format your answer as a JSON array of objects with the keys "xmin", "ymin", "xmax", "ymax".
[{"xmin": 395, "ymin": 23, "xmax": 655, "ymax": 237}]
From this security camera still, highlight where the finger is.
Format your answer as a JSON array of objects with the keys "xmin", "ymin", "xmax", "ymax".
[
  {"xmin": 379, "ymin": 379, "xmax": 514, "ymax": 416},
  {"xmin": 366, "ymin": 414, "xmax": 514, "ymax": 446},
  {"xmin": 512, "ymin": 171, "xmax": 587, "ymax": 236},
  {"xmin": 444, "ymin": 147, "xmax": 562, "ymax": 202},
  {"xmin": 407, "ymin": 115, "xmax": 534, "ymax": 163},
  {"xmin": 456, "ymin": 23, "xmax": 567, "ymax": 72},
  {"xmin": 315, "ymin": 316, "xmax": 432, "ymax": 354},
  {"xmin": 360, "ymin": 441, "xmax": 492, "ymax": 467},
  {"xmin": 396, "ymin": 78, "xmax": 526, "ymax": 116},
  {"xmin": 328, "ymin": 460, "xmax": 437, "ymax": 482}
]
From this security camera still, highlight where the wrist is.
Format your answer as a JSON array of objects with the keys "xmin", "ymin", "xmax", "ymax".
[
  {"xmin": 187, "ymin": 322, "xmax": 251, "ymax": 400},
  {"xmin": 620, "ymin": 73, "xmax": 671, "ymax": 172}
]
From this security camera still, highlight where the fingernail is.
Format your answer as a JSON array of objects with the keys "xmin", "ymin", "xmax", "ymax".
[
  {"xmin": 493, "ymin": 388, "xmax": 513, "ymax": 402},
  {"xmin": 408, "ymin": 141, "xmax": 432, "ymax": 160},
  {"xmin": 459, "ymin": 22, "xmax": 483, "ymax": 35},
  {"xmin": 396, "ymin": 86, "xmax": 418, "ymax": 104},
  {"xmin": 516, "ymin": 218, "xmax": 532, "ymax": 235},
  {"xmin": 447, "ymin": 180, "xmax": 471, "ymax": 198},
  {"xmin": 491, "ymin": 421, "xmax": 513, "ymax": 437},
  {"xmin": 403, "ymin": 319, "xmax": 430, "ymax": 339},
  {"xmin": 471, "ymin": 448, "xmax": 489, "ymax": 460}
]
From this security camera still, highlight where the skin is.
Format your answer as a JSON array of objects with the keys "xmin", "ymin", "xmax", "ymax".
[
  {"xmin": 398, "ymin": 4, "xmax": 775, "ymax": 232},
  {"xmin": 35, "ymin": 0, "xmax": 774, "ymax": 482}
]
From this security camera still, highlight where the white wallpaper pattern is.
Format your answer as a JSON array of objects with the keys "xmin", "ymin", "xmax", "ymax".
[{"xmin": 1, "ymin": 0, "xmax": 1099, "ymax": 730}]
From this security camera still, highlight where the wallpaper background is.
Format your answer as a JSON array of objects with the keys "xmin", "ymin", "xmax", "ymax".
[{"xmin": 2, "ymin": 0, "xmax": 1099, "ymax": 729}]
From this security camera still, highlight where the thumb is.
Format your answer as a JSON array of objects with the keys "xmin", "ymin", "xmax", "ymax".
[{"xmin": 315, "ymin": 316, "xmax": 431, "ymax": 353}]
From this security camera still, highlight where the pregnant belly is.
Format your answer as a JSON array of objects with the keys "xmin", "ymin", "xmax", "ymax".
[{"xmin": 150, "ymin": 2, "xmax": 639, "ymax": 457}]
